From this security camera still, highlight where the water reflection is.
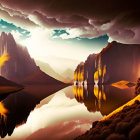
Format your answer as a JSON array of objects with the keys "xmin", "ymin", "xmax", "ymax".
[
  {"xmin": 73, "ymin": 85, "xmax": 135, "ymax": 116},
  {"xmin": 4, "ymin": 86, "xmax": 102, "ymax": 140},
  {"xmin": 0, "ymin": 84, "xmax": 66, "ymax": 138},
  {"xmin": 0, "ymin": 85, "xmax": 136, "ymax": 140}
]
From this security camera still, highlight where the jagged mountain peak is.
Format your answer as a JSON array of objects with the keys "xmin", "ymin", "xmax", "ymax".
[
  {"xmin": 0, "ymin": 32, "xmax": 64, "ymax": 85},
  {"xmin": 0, "ymin": 32, "xmax": 14, "ymax": 41}
]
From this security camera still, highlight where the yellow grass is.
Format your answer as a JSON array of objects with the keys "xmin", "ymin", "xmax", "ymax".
[{"xmin": 102, "ymin": 94, "xmax": 140, "ymax": 121}]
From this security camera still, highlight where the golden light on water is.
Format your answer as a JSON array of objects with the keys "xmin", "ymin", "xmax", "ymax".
[
  {"xmin": 73, "ymin": 86, "xmax": 84, "ymax": 100},
  {"xmin": 111, "ymin": 80, "xmax": 135, "ymax": 89},
  {"xmin": 94, "ymin": 86, "xmax": 106, "ymax": 101},
  {"xmin": 0, "ymin": 53, "xmax": 10, "ymax": 67}
]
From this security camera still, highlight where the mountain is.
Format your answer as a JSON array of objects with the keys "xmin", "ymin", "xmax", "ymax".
[
  {"xmin": 0, "ymin": 32, "xmax": 64, "ymax": 85},
  {"xmin": 23, "ymin": 69, "xmax": 63, "ymax": 85},
  {"xmin": 40, "ymin": 56, "xmax": 80, "ymax": 74},
  {"xmin": 35, "ymin": 60, "xmax": 64, "ymax": 81},
  {"xmin": 35, "ymin": 60, "xmax": 73, "ymax": 83},
  {"xmin": 61, "ymin": 68, "xmax": 74, "ymax": 79},
  {"xmin": 74, "ymin": 41, "xmax": 140, "ymax": 85}
]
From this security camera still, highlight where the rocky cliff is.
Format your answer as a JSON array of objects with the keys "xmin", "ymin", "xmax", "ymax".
[
  {"xmin": 0, "ymin": 32, "xmax": 64, "ymax": 85},
  {"xmin": 74, "ymin": 41, "xmax": 140, "ymax": 85}
]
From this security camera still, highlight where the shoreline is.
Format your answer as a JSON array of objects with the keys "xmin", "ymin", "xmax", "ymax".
[{"xmin": 75, "ymin": 94, "xmax": 140, "ymax": 140}]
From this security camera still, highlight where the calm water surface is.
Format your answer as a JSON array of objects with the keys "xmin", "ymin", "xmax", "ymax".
[{"xmin": 1, "ymin": 85, "xmax": 136, "ymax": 140}]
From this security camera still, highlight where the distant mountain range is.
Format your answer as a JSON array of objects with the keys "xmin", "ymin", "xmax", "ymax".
[
  {"xmin": 35, "ymin": 60, "xmax": 74, "ymax": 83},
  {"xmin": 75, "ymin": 41, "xmax": 140, "ymax": 84},
  {"xmin": 0, "ymin": 32, "xmax": 64, "ymax": 85}
]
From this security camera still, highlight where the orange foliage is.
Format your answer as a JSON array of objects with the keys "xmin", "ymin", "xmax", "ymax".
[
  {"xmin": 0, "ymin": 53, "xmax": 10, "ymax": 67},
  {"xmin": 0, "ymin": 102, "xmax": 8, "ymax": 118},
  {"xmin": 74, "ymin": 72, "xmax": 78, "ymax": 80},
  {"xmin": 94, "ymin": 54, "xmax": 106, "ymax": 82}
]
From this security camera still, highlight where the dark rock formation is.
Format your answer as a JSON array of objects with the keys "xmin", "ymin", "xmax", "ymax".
[
  {"xmin": 135, "ymin": 78, "xmax": 140, "ymax": 95},
  {"xmin": 75, "ymin": 100, "xmax": 140, "ymax": 140},
  {"xmin": 74, "ymin": 41, "xmax": 140, "ymax": 85},
  {"xmin": 0, "ymin": 32, "xmax": 38, "ymax": 82},
  {"xmin": 99, "ymin": 41, "xmax": 140, "ymax": 84},
  {"xmin": 84, "ymin": 54, "xmax": 96, "ymax": 85}
]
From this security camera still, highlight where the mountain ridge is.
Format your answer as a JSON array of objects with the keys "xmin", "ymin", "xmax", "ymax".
[
  {"xmin": 0, "ymin": 32, "xmax": 64, "ymax": 85},
  {"xmin": 74, "ymin": 41, "xmax": 140, "ymax": 85}
]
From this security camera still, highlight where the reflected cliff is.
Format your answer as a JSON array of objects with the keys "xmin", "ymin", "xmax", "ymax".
[
  {"xmin": 73, "ymin": 85, "xmax": 136, "ymax": 116},
  {"xmin": 0, "ymin": 84, "xmax": 67, "ymax": 138}
]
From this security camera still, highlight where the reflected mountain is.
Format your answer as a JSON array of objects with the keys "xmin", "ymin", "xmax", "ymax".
[
  {"xmin": 73, "ymin": 85, "xmax": 136, "ymax": 116},
  {"xmin": 0, "ymin": 84, "xmax": 67, "ymax": 138}
]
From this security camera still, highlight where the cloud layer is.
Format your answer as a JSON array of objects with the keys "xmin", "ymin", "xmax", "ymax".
[{"xmin": 0, "ymin": 0, "xmax": 140, "ymax": 43}]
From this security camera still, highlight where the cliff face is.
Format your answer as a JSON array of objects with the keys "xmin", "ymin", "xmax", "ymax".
[
  {"xmin": 99, "ymin": 41, "xmax": 140, "ymax": 83},
  {"xmin": 0, "ymin": 32, "xmax": 63, "ymax": 85},
  {"xmin": 84, "ymin": 54, "xmax": 96, "ymax": 84},
  {"xmin": 74, "ymin": 41, "xmax": 140, "ymax": 85},
  {"xmin": 0, "ymin": 32, "xmax": 38, "ymax": 82}
]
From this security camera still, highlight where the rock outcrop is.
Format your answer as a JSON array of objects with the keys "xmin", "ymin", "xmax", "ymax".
[
  {"xmin": 75, "ymin": 99, "xmax": 140, "ymax": 140},
  {"xmin": 0, "ymin": 32, "xmax": 64, "ymax": 85},
  {"xmin": 74, "ymin": 41, "xmax": 140, "ymax": 85}
]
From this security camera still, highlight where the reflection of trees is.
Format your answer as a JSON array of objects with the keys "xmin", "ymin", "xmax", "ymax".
[
  {"xmin": 73, "ymin": 85, "xmax": 100, "ymax": 112},
  {"xmin": 73, "ymin": 85, "xmax": 135, "ymax": 116}
]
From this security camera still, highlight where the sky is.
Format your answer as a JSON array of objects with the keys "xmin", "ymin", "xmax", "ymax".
[
  {"xmin": 0, "ymin": 0, "xmax": 140, "ymax": 72},
  {"xmin": 0, "ymin": 19, "xmax": 109, "ymax": 72},
  {"xmin": 0, "ymin": 19, "xmax": 109, "ymax": 61}
]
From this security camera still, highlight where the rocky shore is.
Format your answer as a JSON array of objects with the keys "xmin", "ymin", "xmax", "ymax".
[{"xmin": 75, "ymin": 96, "xmax": 140, "ymax": 140}]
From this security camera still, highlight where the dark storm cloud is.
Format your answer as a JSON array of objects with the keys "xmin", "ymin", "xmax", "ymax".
[
  {"xmin": 0, "ymin": 0, "xmax": 140, "ymax": 43},
  {"xmin": 0, "ymin": 3, "xmax": 38, "ymax": 29},
  {"xmin": 33, "ymin": 11, "xmax": 90, "ymax": 28}
]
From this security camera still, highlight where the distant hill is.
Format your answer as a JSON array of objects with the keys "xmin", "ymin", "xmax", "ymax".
[
  {"xmin": 35, "ymin": 60, "xmax": 64, "ymax": 81},
  {"xmin": 40, "ymin": 56, "xmax": 80, "ymax": 74},
  {"xmin": 61, "ymin": 68, "xmax": 74, "ymax": 83},
  {"xmin": 35, "ymin": 60, "xmax": 73, "ymax": 83}
]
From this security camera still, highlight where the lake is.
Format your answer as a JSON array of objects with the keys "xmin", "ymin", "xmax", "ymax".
[{"xmin": 1, "ymin": 84, "xmax": 136, "ymax": 140}]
